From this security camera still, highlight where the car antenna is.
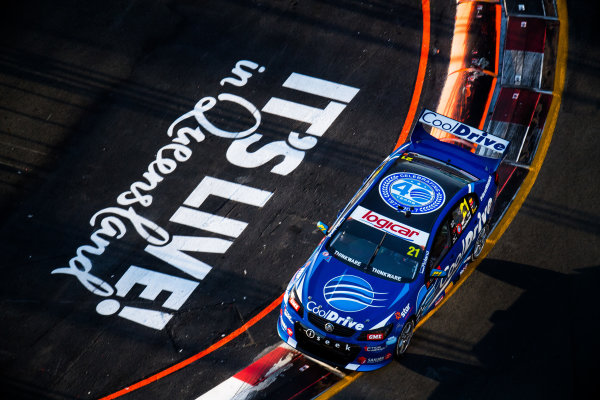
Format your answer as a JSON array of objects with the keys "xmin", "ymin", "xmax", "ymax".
[{"xmin": 398, "ymin": 206, "xmax": 413, "ymax": 217}]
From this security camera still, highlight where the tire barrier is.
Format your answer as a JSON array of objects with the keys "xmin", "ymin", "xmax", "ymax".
[{"xmin": 430, "ymin": 0, "xmax": 562, "ymax": 228}]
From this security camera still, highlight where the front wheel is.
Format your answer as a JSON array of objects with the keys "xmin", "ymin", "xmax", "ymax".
[{"xmin": 395, "ymin": 319, "xmax": 415, "ymax": 358}]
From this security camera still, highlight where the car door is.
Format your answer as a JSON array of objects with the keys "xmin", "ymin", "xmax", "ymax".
[
  {"xmin": 417, "ymin": 213, "xmax": 451, "ymax": 317},
  {"xmin": 418, "ymin": 193, "xmax": 479, "ymax": 317}
]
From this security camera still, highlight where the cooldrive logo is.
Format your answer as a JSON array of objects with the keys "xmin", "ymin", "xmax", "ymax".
[
  {"xmin": 379, "ymin": 173, "xmax": 445, "ymax": 215},
  {"xmin": 307, "ymin": 301, "xmax": 365, "ymax": 330},
  {"xmin": 419, "ymin": 110, "xmax": 509, "ymax": 153},
  {"xmin": 350, "ymin": 206, "xmax": 429, "ymax": 247},
  {"xmin": 323, "ymin": 275, "xmax": 387, "ymax": 312}
]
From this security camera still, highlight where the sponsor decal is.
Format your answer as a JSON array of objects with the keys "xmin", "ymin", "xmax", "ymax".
[
  {"xmin": 367, "ymin": 333, "xmax": 384, "ymax": 340},
  {"xmin": 379, "ymin": 173, "xmax": 445, "ymax": 215},
  {"xmin": 469, "ymin": 196, "xmax": 477, "ymax": 213},
  {"xmin": 350, "ymin": 206, "xmax": 429, "ymax": 246},
  {"xmin": 419, "ymin": 109, "xmax": 509, "ymax": 153},
  {"xmin": 51, "ymin": 61, "xmax": 359, "ymax": 330},
  {"xmin": 371, "ymin": 267, "xmax": 404, "ymax": 282},
  {"xmin": 306, "ymin": 301, "xmax": 365, "ymax": 330},
  {"xmin": 323, "ymin": 275, "xmax": 388, "ymax": 312},
  {"xmin": 303, "ymin": 327, "xmax": 352, "ymax": 351},
  {"xmin": 289, "ymin": 296, "xmax": 301, "ymax": 313},
  {"xmin": 434, "ymin": 293, "xmax": 445, "ymax": 308},
  {"xmin": 365, "ymin": 356, "xmax": 386, "ymax": 364},
  {"xmin": 400, "ymin": 303, "xmax": 412, "ymax": 319},
  {"xmin": 419, "ymin": 196, "xmax": 494, "ymax": 318},
  {"xmin": 481, "ymin": 176, "xmax": 492, "ymax": 203},
  {"xmin": 283, "ymin": 306, "xmax": 294, "ymax": 324},
  {"xmin": 287, "ymin": 327, "xmax": 294, "ymax": 336},
  {"xmin": 322, "ymin": 251, "xmax": 332, "ymax": 262},
  {"xmin": 420, "ymin": 250, "xmax": 429, "ymax": 274},
  {"xmin": 364, "ymin": 345, "xmax": 387, "ymax": 352},
  {"xmin": 394, "ymin": 311, "xmax": 402, "ymax": 320},
  {"xmin": 334, "ymin": 250, "xmax": 361, "ymax": 267},
  {"xmin": 453, "ymin": 223, "xmax": 462, "ymax": 235},
  {"xmin": 445, "ymin": 197, "xmax": 494, "ymax": 280}
]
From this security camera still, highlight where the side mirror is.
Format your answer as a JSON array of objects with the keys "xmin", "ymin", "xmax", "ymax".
[
  {"xmin": 429, "ymin": 269, "xmax": 447, "ymax": 279},
  {"xmin": 317, "ymin": 221, "xmax": 329, "ymax": 234}
]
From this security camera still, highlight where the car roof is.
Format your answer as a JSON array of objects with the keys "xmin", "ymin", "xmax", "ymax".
[{"xmin": 358, "ymin": 154, "xmax": 470, "ymax": 235}]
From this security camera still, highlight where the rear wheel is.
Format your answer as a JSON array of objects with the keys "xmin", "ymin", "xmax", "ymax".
[{"xmin": 395, "ymin": 319, "xmax": 415, "ymax": 358}]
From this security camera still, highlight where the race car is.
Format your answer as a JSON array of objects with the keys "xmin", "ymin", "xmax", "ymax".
[{"xmin": 277, "ymin": 109, "xmax": 509, "ymax": 371}]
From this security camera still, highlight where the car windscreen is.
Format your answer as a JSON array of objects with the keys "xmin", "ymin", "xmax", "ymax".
[{"xmin": 326, "ymin": 220, "xmax": 424, "ymax": 282}]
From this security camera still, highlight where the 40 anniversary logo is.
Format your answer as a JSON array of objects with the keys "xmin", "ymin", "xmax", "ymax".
[{"xmin": 52, "ymin": 60, "xmax": 360, "ymax": 330}]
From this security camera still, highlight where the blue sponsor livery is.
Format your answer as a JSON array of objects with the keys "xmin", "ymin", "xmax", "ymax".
[
  {"xmin": 379, "ymin": 172, "xmax": 445, "ymax": 214},
  {"xmin": 323, "ymin": 275, "xmax": 388, "ymax": 312},
  {"xmin": 278, "ymin": 111, "xmax": 507, "ymax": 371}
]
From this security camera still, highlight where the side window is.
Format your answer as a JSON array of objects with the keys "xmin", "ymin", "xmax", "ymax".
[
  {"xmin": 426, "ymin": 194, "xmax": 479, "ymax": 277},
  {"xmin": 449, "ymin": 194, "xmax": 479, "ymax": 244},
  {"xmin": 427, "ymin": 218, "xmax": 451, "ymax": 276}
]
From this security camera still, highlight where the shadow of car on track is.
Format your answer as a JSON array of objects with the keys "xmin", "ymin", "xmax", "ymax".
[{"xmin": 397, "ymin": 259, "xmax": 600, "ymax": 400}]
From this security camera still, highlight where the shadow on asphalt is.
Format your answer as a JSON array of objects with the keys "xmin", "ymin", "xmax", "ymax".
[{"xmin": 399, "ymin": 259, "xmax": 600, "ymax": 399}]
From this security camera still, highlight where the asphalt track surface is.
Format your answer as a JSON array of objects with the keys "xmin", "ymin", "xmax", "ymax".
[{"xmin": 0, "ymin": 1, "xmax": 598, "ymax": 399}]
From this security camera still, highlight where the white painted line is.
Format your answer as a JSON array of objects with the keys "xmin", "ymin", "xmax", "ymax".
[
  {"xmin": 283, "ymin": 73, "xmax": 359, "ymax": 103},
  {"xmin": 183, "ymin": 176, "xmax": 273, "ymax": 208},
  {"xmin": 262, "ymin": 98, "xmax": 346, "ymax": 137},
  {"xmin": 170, "ymin": 207, "xmax": 247, "ymax": 238},
  {"xmin": 196, "ymin": 376, "xmax": 252, "ymax": 400},
  {"xmin": 145, "ymin": 236, "xmax": 231, "ymax": 280}
]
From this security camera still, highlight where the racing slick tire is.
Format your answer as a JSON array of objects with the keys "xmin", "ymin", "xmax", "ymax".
[
  {"xmin": 471, "ymin": 223, "xmax": 490, "ymax": 260},
  {"xmin": 395, "ymin": 319, "xmax": 415, "ymax": 358}
]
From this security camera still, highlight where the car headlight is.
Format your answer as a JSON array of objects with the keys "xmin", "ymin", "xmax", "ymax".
[
  {"xmin": 288, "ymin": 288, "xmax": 304, "ymax": 317},
  {"xmin": 357, "ymin": 324, "xmax": 394, "ymax": 341}
]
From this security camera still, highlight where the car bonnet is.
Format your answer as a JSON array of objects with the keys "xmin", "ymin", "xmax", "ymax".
[{"xmin": 300, "ymin": 250, "xmax": 416, "ymax": 332}]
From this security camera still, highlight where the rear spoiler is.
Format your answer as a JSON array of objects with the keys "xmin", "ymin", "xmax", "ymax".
[{"xmin": 418, "ymin": 109, "xmax": 509, "ymax": 154}]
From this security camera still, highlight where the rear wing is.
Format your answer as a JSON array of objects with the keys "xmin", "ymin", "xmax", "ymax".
[{"xmin": 418, "ymin": 109, "xmax": 509, "ymax": 154}]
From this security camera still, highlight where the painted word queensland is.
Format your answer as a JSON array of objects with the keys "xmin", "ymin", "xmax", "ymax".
[
  {"xmin": 52, "ymin": 60, "xmax": 360, "ymax": 330},
  {"xmin": 419, "ymin": 109, "xmax": 509, "ymax": 153},
  {"xmin": 307, "ymin": 301, "xmax": 365, "ymax": 330},
  {"xmin": 51, "ymin": 93, "xmax": 263, "ymax": 296}
]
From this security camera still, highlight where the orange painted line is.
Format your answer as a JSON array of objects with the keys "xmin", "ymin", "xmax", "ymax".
[
  {"xmin": 448, "ymin": 67, "xmax": 497, "ymax": 77},
  {"xmin": 105, "ymin": 1, "xmax": 429, "ymax": 398},
  {"xmin": 394, "ymin": 0, "xmax": 430, "ymax": 148},
  {"xmin": 458, "ymin": 0, "xmax": 500, "ymax": 4},
  {"xmin": 477, "ymin": 3, "xmax": 501, "ymax": 130},
  {"xmin": 99, "ymin": 293, "xmax": 285, "ymax": 400},
  {"xmin": 432, "ymin": 0, "xmax": 474, "ymax": 142}
]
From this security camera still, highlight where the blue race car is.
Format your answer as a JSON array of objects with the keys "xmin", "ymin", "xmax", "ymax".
[{"xmin": 277, "ymin": 109, "xmax": 509, "ymax": 371}]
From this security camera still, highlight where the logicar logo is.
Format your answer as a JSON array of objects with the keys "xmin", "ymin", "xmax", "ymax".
[
  {"xmin": 379, "ymin": 172, "xmax": 445, "ymax": 214},
  {"xmin": 350, "ymin": 206, "xmax": 429, "ymax": 247},
  {"xmin": 323, "ymin": 275, "xmax": 387, "ymax": 312}
]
